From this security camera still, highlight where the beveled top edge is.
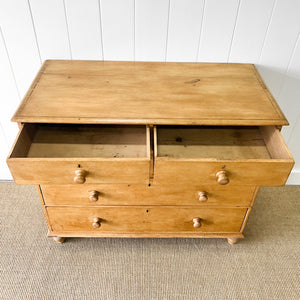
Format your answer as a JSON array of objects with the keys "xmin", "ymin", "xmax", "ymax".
[{"xmin": 12, "ymin": 60, "xmax": 289, "ymax": 126}]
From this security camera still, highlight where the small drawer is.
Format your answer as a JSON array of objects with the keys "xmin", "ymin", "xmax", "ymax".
[
  {"xmin": 154, "ymin": 126, "xmax": 294, "ymax": 186},
  {"xmin": 41, "ymin": 184, "xmax": 256, "ymax": 207},
  {"xmin": 7, "ymin": 124, "xmax": 150, "ymax": 184},
  {"xmin": 47, "ymin": 206, "xmax": 247, "ymax": 233}
]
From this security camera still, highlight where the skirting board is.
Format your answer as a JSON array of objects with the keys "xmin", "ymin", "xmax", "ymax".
[{"xmin": 286, "ymin": 170, "xmax": 300, "ymax": 185}]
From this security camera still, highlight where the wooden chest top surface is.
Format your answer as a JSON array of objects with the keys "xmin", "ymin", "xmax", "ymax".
[{"xmin": 12, "ymin": 60, "xmax": 287, "ymax": 126}]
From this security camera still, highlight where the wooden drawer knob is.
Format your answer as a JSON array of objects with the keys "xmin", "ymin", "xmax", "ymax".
[
  {"xmin": 92, "ymin": 217, "xmax": 101, "ymax": 228},
  {"xmin": 198, "ymin": 191, "xmax": 208, "ymax": 202},
  {"xmin": 216, "ymin": 170, "xmax": 229, "ymax": 185},
  {"xmin": 89, "ymin": 190, "xmax": 99, "ymax": 202},
  {"xmin": 193, "ymin": 217, "xmax": 202, "ymax": 228},
  {"xmin": 74, "ymin": 169, "xmax": 87, "ymax": 184}
]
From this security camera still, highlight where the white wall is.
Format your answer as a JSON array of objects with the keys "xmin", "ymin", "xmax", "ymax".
[{"xmin": 0, "ymin": 0, "xmax": 299, "ymax": 183}]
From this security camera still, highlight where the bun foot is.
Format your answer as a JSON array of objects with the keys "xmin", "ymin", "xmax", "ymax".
[
  {"xmin": 53, "ymin": 236, "xmax": 65, "ymax": 243},
  {"xmin": 227, "ymin": 238, "xmax": 239, "ymax": 245}
]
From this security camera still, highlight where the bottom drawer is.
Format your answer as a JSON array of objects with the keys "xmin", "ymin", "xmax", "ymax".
[{"xmin": 47, "ymin": 206, "xmax": 247, "ymax": 233}]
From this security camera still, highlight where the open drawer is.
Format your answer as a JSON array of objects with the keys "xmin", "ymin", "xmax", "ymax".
[
  {"xmin": 154, "ymin": 126, "xmax": 294, "ymax": 186},
  {"xmin": 7, "ymin": 124, "xmax": 150, "ymax": 184}
]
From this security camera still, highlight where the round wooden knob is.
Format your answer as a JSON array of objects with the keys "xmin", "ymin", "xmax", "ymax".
[
  {"xmin": 92, "ymin": 217, "xmax": 101, "ymax": 228},
  {"xmin": 89, "ymin": 190, "xmax": 99, "ymax": 202},
  {"xmin": 198, "ymin": 191, "xmax": 208, "ymax": 202},
  {"xmin": 216, "ymin": 170, "xmax": 229, "ymax": 185},
  {"xmin": 74, "ymin": 169, "xmax": 86, "ymax": 184},
  {"xmin": 193, "ymin": 217, "xmax": 202, "ymax": 228}
]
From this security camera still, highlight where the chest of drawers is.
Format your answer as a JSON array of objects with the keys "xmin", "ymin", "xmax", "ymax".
[{"xmin": 7, "ymin": 60, "xmax": 294, "ymax": 244}]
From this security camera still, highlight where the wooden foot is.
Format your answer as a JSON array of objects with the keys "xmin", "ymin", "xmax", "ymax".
[
  {"xmin": 227, "ymin": 238, "xmax": 239, "ymax": 245},
  {"xmin": 53, "ymin": 236, "xmax": 66, "ymax": 243}
]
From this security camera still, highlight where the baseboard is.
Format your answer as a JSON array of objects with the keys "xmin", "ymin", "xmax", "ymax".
[{"xmin": 286, "ymin": 170, "xmax": 300, "ymax": 185}]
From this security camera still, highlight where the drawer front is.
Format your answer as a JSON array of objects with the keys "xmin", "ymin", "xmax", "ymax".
[
  {"xmin": 154, "ymin": 161, "xmax": 293, "ymax": 186},
  {"xmin": 42, "ymin": 184, "xmax": 256, "ymax": 207},
  {"xmin": 47, "ymin": 206, "xmax": 247, "ymax": 233},
  {"xmin": 154, "ymin": 126, "xmax": 294, "ymax": 186},
  {"xmin": 8, "ymin": 160, "xmax": 150, "ymax": 185},
  {"xmin": 7, "ymin": 124, "xmax": 150, "ymax": 185}
]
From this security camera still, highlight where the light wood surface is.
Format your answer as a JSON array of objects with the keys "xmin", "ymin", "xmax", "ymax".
[
  {"xmin": 260, "ymin": 126, "xmax": 293, "ymax": 159},
  {"xmin": 12, "ymin": 124, "xmax": 149, "ymax": 158},
  {"xmin": 36, "ymin": 185, "xmax": 52, "ymax": 232},
  {"xmin": 154, "ymin": 160, "xmax": 293, "ymax": 186},
  {"xmin": 47, "ymin": 206, "xmax": 247, "ymax": 233},
  {"xmin": 7, "ymin": 124, "xmax": 150, "ymax": 185},
  {"xmin": 53, "ymin": 236, "xmax": 65, "ymax": 243},
  {"xmin": 154, "ymin": 126, "xmax": 294, "ymax": 186},
  {"xmin": 89, "ymin": 190, "xmax": 100, "ymax": 202},
  {"xmin": 240, "ymin": 208, "xmax": 252, "ymax": 233},
  {"xmin": 47, "ymin": 231, "xmax": 244, "ymax": 239},
  {"xmin": 7, "ymin": 159, "xmax": 150, "ymax": 185},
  {"xmin": 74, "ymin": 169, "xmax": 87, "ymax": 184},
  {"xmin": 41, "ymin": 184, "xmax": 256, "ymax": 207},
  {"xmin": 216, "ymin": 171, "xmax": 229, "ymax": 185},
  {"xmin": 193, "ymin": 217, "xmax": 202, "ymax": 228},
  {"xmin": 157, "ymin": 126, "xmax": 272, "ymax": 159},
  {"xmin": 12, "ymin": 60, "xmax": 288, "ymax": 126},
  {"xmin": 227, "ymin": 237, "xmax": 239, "ymax": 245},
  {"xmin": 198, "ymin": 191, "xmax": 208, "ymax": 202},
  {"xmin": 6, "ymin": 60, "xmax": 294, "ymax": 243}
]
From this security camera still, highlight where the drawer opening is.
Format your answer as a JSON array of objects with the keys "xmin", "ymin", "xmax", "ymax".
[
  {"xmin": 154, "ymin": 126, "xmax": 292, "ymax": 160},
  {"xmin": 10, "ymin": 124, "xmax": 150, "ymax": 159},
  {"xmin": 153, "ymin": 125, "xmax": 293, "ymax": 186}
]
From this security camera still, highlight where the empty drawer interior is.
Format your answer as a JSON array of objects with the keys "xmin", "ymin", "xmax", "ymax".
[
  {"xmin": 155, "ymin": 126, "xmax": 291, "ymax": 160},
  {"xmin": 10, "ymin": 124, "xmax": 149, "ymax": 158}
]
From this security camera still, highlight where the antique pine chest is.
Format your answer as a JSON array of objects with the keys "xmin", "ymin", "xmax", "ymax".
[{"xmin": 7, "ymin": 60, "xmax": 294, "ymax": 244}]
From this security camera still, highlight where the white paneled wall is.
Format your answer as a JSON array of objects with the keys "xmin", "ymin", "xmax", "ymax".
[
  {"xmin": 198, "ymin": 0, "xmax": 240, "ymax": 62},
  {"xmin": 167, "ymin": 0, "xmax": 204, "ymax": 62},
  {"xmin": 0, "ymin": 0, "xmax": 299, "ymax": 183},
  {"xmin": 135, "ymin": 0, "xmax": 170, "ymax": 61},
  {"xmin": 65, "ymin": 0, "xmax": 103, "ymax": 60},
  {"xmin": 101, "ymin": 0, "xmax": 134, "ymax": 61}
]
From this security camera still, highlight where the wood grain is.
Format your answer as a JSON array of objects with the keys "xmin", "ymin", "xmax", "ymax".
[
  {"xmin": 154, "ymin": 125, "xmax": 294, "ymax": 186},
  {"xmin": 6, "ymin": 60, "xmax": 294, "ymax": 242},
  {"xmin": 47, "ymin": 206, "xmax": 247, "ymax": 233},
  {"xmin": 12, "ymin": 60, "xmax": 288, "ymax": 126},
  {"xmin": 157, "ymin": 126, "xmax": 271, "ymax": 159},
  {"xmin": 154, "ymin": 160, "xmax": 294, "ymax": 186},
  {"xmin": 7, "ymin": 124, "xmax": 150, "ymax": 184},
  {"xmin": 36, "ymin": 185, "xmax": 52, "ymax": 232},
  {"xmin": 25, "ymin": 124, "xmax": 148, "ymax": 158},
  {"xmin": 47, "ymin": 231, "xmax": 244, "ymax": 239},
  {"xmin": 7, "ymin": 159, "xmax": 150, "ymax": 185},
  {"xmin": 41, "ymin": 184, "xmax": 256, "ymax": 207},
  {"xmin": 260, "ymin": 126, "xmax": 293, "ymax": 159}
]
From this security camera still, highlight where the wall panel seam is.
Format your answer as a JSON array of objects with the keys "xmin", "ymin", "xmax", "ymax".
[
  {"xmin": 276, "ymin": 32, "xmax": 300, "ymax": 102},
  {"xmin": 62, "ymin": 0, "xmax": 72, "ymax": 59},
  {"xmin": 285, "ymin": 32, "xmax": 300, "ymax": 74},
  {"xmin": 164, "ymin": 0, "xmax": 171, "ymax": 62},
  {"xmin": 0, "ymin": 27, "xmax": 21, "ymax": 100},
  {"xmin": 196, "ymin": 0, "xmax": 206, "ymax": 61},
  {"xmin": 258, "ymin": 0, "xmax": 277, "ymax": 64},
  {"xmin": 27, "ymin": 0, "xmax": 42, "ymax": 64},
  {"xmin": 133, "ymin": 0, "xmax": 136, "ymax": 61},
  {"xmin": 98, "ymin": 0, "xmax": 105, "ymax": 60},
  {"xmin": 227, "ymin": 0, "xmax": 242, "ymax": 62}
]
